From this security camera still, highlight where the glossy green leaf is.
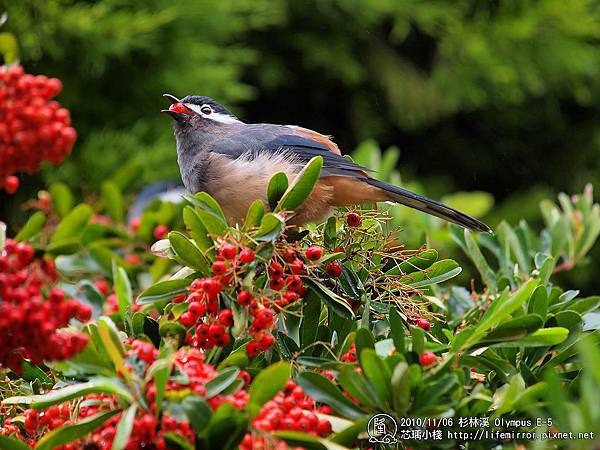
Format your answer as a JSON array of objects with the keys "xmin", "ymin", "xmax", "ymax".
[
  {"xmin": 137, "ymin": 279, "xmax": 191, "ymax": 304},
  {"xmin": 49, "ymin": 182, "xmax": 74, "ymax": 217},
  {"xmin": 399, "ymin": 259, "xmax": 462, "ymax": 288},
  {"xmin": 464, "ymin": 230, "xmax": 497, "ymax": 293},
  {"xmin": 304, "ymin": 278, "xmax": 355, "ymax": 319},
  {"xmin": 182, "ymin": 395, "xmax": 212, "ymax": 434},
  {"xmin": 3, "ymin": 378, "xmax": 132, "ymax": 409},
  {"xmin": 206, "ymin": 367, "xmax": 241, "ymax": 398},
  {"xmin": 248, "ymin": 362, "xmax": 291, "ymax": 417},
  {"xmin": 388, "ymin": 249, "xmax": 438, "ymax": 275},
  {"xmin": 113, "ymin": 263, "xmax": 132, "ymax": 326},
  {"xmin": 296, "ymin": 372, "xmax": 366, "ymax": 420},
  {"xmin": 14, "ymin": 212, "xmax": 46, "ymax": 242},
  {"xmin": 169, "ymin": 231, "xmax": 209, "ymax": 272},
  {"xmin": 50, "ymin": 204, "xmax": 93, "ymax": 244},
  {"xmin": 389, "ymin": 306, "xmax": 405, "ymax": 354},
  {"xmin": 267, "ymin": 172, "xmax": 289, "ymax": 210},
  {"xmin": 35, "ymin": 410, "xmax": 121, "ymax": 450},
  {"xmin": 359, "ymin": 349, "xmax": 391, "ymax": 405},
  {"xmin": 183, "ymin": 206, "xmax": 214, "ymax": 253},
  {"xmin": 253, "ymin": 213, "xmax": 285, "ymax": 242},
  {"xmin": 337, "ymin": 366, "xmax": 380, "ymax": 409},
  {"xmin": 243, "ymin": 199, "xmax": 265, "ymax": 230},
  {"xmin": 111, "ymin": 405, "xmax": 137, "ymax": 450},
  {"xmin": 274, "ymin": 156, "xmax": 323, "ymax": 213}
]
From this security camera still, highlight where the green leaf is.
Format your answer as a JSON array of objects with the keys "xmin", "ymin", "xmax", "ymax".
[
  {"xmin": 182, "ymin": 395, "xmax": 212, "ymax": 434},
  {"xmin": 324, "ymin": 216, "xmax": 337, "ymax": 248},
  {"xmin": 528, "ymin": 285, "xmax": 549, "ymax": 319},
  {"xmin": 460, "ymin": 279, "xmax": 538, "ymax": 350},
  {"xmin": 337, "ymin": 367, "xmax": 381, "ymax": 409},
  {"xmin": 50, "ymin": 204, "xmax": 93, "ymax": 244},
  {"xmin": 183, "ymin": 206, "xmax": 214, "ymax": 253},
  {"xmin": 169, "ymin": 231, "xmax": 209, "ymax": 272},
  {"xmin": 35, "ymin": 410, "xmax": 121, "ymax": 450},
  {"xmin": 0, "ymin": 221, "xmax": 5, "ymax": 252},
  {"xmin": 391, "ymin": 362, "xmax": 411, "ymax": 416},
  {"xmin": 243, "ymin": 199, "xmax": 265, "ymax": 230},
  {"xmin": 111, "ymin": 405, "xmax": 137, "ymax": 450},
  {"xmin": 304, "ymin": 278, "xmax": 355, "ymax": 319},
  {"xmin": 389, "ymin": 307, "xmax": 405, "ymax": 354},
  {"xmin": 464, "ymin": 230, "xmax": 497, "ymax": 293},
  {"xmin": 205, "ymin": 403, "xmax": 248, "ymax": 450},
  {"xmin": 49, "ymin": 182, "xmax": 74, "ymax": 217},
  {"xmin": 137, "ymin": 279, "xmax": 191, "ymax": 304},
  {"xmin": 14, "ymin": 212, "xmax": 46, "ymax": 242},
  {"xmin": 399, "ymin": 259, "xmax": 462, "ymax": 288},
  {"xmin": 0, "ymin": 435, "xmax": 32, "ymax": 450},
  {"xmin": 388, "ymin": 249, "xmax": 438, "ymax": 275},
  {"xmin": 274, "ymin": 156, "xmax": 323, "ymax": 213},
  {"xmin": 252, "ymin": 213, "xmax": 285, "ymax": 242},
  {"xmin": 205, "ymin": 367, "xmax": 241, "ymax": 398},
  {"xmin": 164, "ymin": 432, "xmax": 194, "ymax": 450},
  {"xmin": 248, "ymin": 362, "xmax": 290, "ymax": 418},
  {"xmin": 267, "ymin": 172, "xmax": 289, "ymax": 210},
  {"xmin": 187, "ymin": 192, "xmax": 227, "ymax": 221},
  {"xmin": 97, "ymin": 316, "xmax": 127, "ymax": 372},
  {"xmin": 296, "ymin": 372, "xmax": 366, "ymax": 420},
  {"xmin": 3, "ymin": 378, "xmax": 132, "ymax": 409},
  {"xmin": 195, "ymin": 208, "xmax": 228, "ymax": 236},
  {"xmin": 101, "ymin": 181, "xmax": 125, "ymax": 223},
  {"xmin": 354, "ymin": 328, "xmax": 374, "ymax": 367},
  {"xmin": 410, "ymin": 326, "xmax": 426, "ymax": 355},
  {"xmin": 113, "ymin": 263, "xmax": 133, "ymax": 327},
  {"xmin": 359, "ymin": 349, "xmax": 391, "ymax": 405},
  {"xmin": 301, "ymin": 290, "xmax": 322, "ymax": 348}
]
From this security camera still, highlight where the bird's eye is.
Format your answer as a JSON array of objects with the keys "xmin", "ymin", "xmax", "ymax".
[{"xmin": 200, "ymin": 105, "xmax": 212, "ymax": 115}]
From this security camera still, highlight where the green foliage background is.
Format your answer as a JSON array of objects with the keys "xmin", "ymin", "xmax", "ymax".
[{"xmin": 3, "ymin": 0, "xmax": 600, "ymax": 287}]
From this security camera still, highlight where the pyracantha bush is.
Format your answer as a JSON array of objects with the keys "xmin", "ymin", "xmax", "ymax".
[
  {"xmin": 0, "ymin": 65, "xmax": 76, "ymax": 193},
  {"xmin": 0, "ymin": 239, "xmax": 90, "ymax": 372}
]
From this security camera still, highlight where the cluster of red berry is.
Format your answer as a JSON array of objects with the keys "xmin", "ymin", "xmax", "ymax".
[
  {"xmin": 0, "ymin": 394, "xmax": 196, "ymax": 450},
  {"xmin": 240, "ymin": 379, "xmax": 332, "ymax": 450},
  {"xmin": 0, "ymin": 65, "xmax": 77, "ymax": 193},
  {"xmin": 0, "ymin": 239, "xmax": 90, "ymax": 372}
]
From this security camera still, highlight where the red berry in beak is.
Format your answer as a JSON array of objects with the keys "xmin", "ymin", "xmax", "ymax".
[{"xmin": 169, "ymin": 102, "xmax": 189, "ymax": 114}]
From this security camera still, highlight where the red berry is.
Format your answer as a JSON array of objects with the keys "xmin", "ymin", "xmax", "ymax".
[
  {"xmin": 325, "ymin": 261, "xmax": 343, "ymax": 278},
  {"xmin": 246, "ymin": 340, "xmax": 261, "ymax": 357},
  {"xmin": 268, "ymin": 261, "xmax": 284, "ymax": 278},
  {"xmin": 305, "ymin": 245, "xmax": 323, "ymax": 261},
  {"xmin": 219, "ymin": 243, "xmax": 238, "ymax": 260},
  {"xmin": 282, "ymin": 249, "xmax": 296, "ymax": 263},
  {"xmin": 346, "ymin": 212, "xmax": 362, "ymax": 227},
  {"xmin": 188, "ymin": 302, "xmax": 206, "ymax": 318},
  {"xmin": 218, "ymin": 309, "xmax": 234, "ymax": 327},
  {"xmin": 4, "ymin": 176, "xmax": 19, "ymax": 194},
  {"xmin": 416, "ymin": 318, "xmax": 431, "ymax": 332},
  {"xmin": 153, "ymin": 224, "xmax": 169, "ymax": 240},
  {"xmin": 419, "ymin": 351, "xmax": 436, "ymax": 366},
  {"xmin": 237, "ymin": 290, "xmax": 253, "ymax": 306},
  {"xmin": 212, "ymin": 260, "xmax": 228, "ymax": 276},
  {"xmin": 269, "ymin": 277, "xmax": 285, "ymax": 291},
  {"xmin": 290, "ymin": 258, "xmax": 305, "ymax": 274},
  {"xmin": 239, "ymin": 248, "xmax": 255, "ymax": 263}
]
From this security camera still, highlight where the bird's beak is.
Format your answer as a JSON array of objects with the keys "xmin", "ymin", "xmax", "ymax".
[{"xmin": 161, "ymin": 93, "xmax": 193, "ymax": 120}]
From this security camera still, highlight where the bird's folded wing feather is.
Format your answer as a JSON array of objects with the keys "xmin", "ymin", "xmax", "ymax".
[{"xmin": 262, "ymin": 134, "xmax": 373, "ymax": 178}]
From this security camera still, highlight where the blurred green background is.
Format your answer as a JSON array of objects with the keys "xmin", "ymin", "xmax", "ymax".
[{"xmin": 2, "ymin": 0, "xmax": 600, "ymax": 289}]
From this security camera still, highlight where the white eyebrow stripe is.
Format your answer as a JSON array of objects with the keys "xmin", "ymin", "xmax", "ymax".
[{"xmin": 184, "ymin": 103, "xmax": 242, "ymax": 124}]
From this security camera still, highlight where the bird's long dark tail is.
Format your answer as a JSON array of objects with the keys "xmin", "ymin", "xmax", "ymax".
[{"xmin": 362, "ymin": 178, "xmax": 492, "ymax": 233}]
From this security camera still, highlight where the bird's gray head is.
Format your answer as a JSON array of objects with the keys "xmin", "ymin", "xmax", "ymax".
[{"xmin": 161, "ymin": 94, "xmax": 241, "ymax": 132}]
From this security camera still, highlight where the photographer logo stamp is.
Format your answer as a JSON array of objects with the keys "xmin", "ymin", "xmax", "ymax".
[{"xmin": 367, "ymin": 414, "xmax": 398, "ymax": 444}]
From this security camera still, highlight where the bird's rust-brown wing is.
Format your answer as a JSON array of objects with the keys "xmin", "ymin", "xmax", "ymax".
[{"xmin": 286, "ymin": 126, "xmax": 386, "ymax": 206}]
